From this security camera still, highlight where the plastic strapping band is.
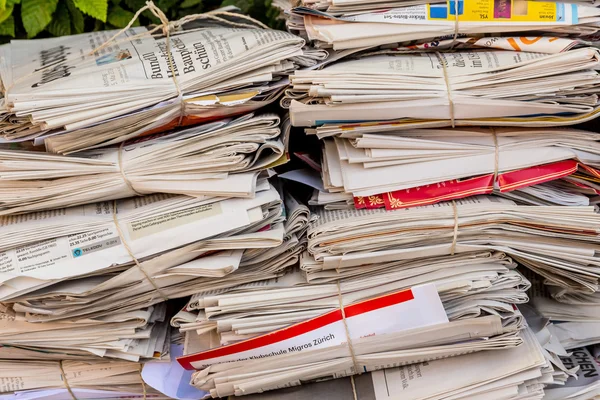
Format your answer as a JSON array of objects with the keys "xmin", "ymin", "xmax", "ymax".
[
  {"xmin": 336, "ymin": 280, "xmax": 360, "ymax": 400},
  {"xmin": 59, "ymin": 361, "xmax": 78, "ymax": 400},
  {"xmin": 450, "ymin": 200, "xmax": 459, "ymax": 255},
  {"xmin": 112, "ymin": 200, "xmax": 170, "ymax": 302},
  {"xmin": 435, "ymin": 52, "xmax": 455, "ymax": 128}
]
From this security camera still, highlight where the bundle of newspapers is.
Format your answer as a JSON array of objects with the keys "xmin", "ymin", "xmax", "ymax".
[
  {"xmin": 1, "ymin": 182, "xmax": 284, "ymax": 318},
  {"xmin": 0, "ymin": 113, "xmax": 289, "ymax": 215},
  {"xmin": 0, "ymin": 302, "xmax": 170, "ymax": 361},
  {"xmin": 284, "ymin": 1, "xmax": 600, "ymax": 50},
  {"xmin": 296, "ymin": 125, "xmax": 600, "ymax": 210},
  {"xmin": 181, "ymin": 281, "xmax": 527, "ymax": 397},
  {"xmin": 303, "ymin": 198, "xmax": 600, "ymax": 294},
  {"xmin": 171, "ymin": 195, "xmax": 600, "ymax": 397},
  {"xmin": 0, "ymin": 359, "xmax": 170, "ymax": 400},
  {"xmin": 3, "ymin": 1, "xmax": 600, "ymax": 399},
  {"xmin": 0, "ymin": 19, "xmax": 324, "ymax": 152},
  {"xmin": 236, "ymin": 305, "xmax": 600, "ymax": 400},
  {"xmin": 287, "ymin": 48, "xmax": 600, "ymax": 127}
]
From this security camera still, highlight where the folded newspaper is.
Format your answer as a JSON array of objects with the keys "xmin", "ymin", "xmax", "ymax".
[
  {"xmin": 0, "ymin": 21, "xmax": 318, "ymax": 152},
  {"xmin": 238, "ymin": 327, "xmax": 549, "ymax": 400},
  {"xmin": 181, "ymin": 284, "xmax": 524, "ymax": 397},
  {"xmin": 291, "ymin": 1, "xmax": 600, "ymax": 50},
  {"xmin": 0, "ymin": 113, "xmax": 287, "ymax": 215},
  {"xmin": 310, "ymin": 125, "xmax": 600, "ymax": 205},
  {"xmin": 306, "ymin": 196, "xmax": 600, "ymax": 295},
  {"xmin": 0, "ymin": 182, "xmax": 288, "ymax": 320},
  {"xmin": 287, "ymin": 48, "xmax": 600, "ymax": 127},
  {"xmin": 0, "ymin": 359, "xmax": 170, "ymax": 400}
]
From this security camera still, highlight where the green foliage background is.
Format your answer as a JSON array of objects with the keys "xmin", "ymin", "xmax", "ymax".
[{"xmin": 0, "ymin": 0, "xmax": 283, "ymax": 41}]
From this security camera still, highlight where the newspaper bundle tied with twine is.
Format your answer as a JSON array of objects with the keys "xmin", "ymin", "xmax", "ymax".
[
  {"xmin": 179, "ymin": 282, "xmax": 524, "ymax": 397},
  {"xmin": 308, "ymin": 125, "xmax": 600, "ymax": 207},
  {"xmin": 0, "ymin": 1, "xmax": 320, "ymax": 153},
  {"xmin": 0, "ymin": 183, "xmax": 285, "ymax": 319},
  {"xmin": 0, "ymin": 113, "xmax": 287, "ymax": 215},
  {"xmin": 287, "ymin": 48, "xmax": 600, "ymax": 127},
  {"xmin": 286, "ymin": 1, "xmax": 600, "ymax": 50},
  {"xmin": 178, "ymin": 249, "xmax": 528, "ymax": 346},
  {"xmin": 0, "ymin": 359, "xmax": 170, "ymax": 400}
]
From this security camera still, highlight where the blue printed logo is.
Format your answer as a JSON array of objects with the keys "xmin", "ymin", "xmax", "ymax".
[{"xmin": 72, "ymin": 248, "xmax": 83, "ymax": 258}]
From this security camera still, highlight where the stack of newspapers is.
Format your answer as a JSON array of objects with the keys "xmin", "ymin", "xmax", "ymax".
[
  {"xmin": 0, "ymin": 14, "xmax": 322, "ymax": 400},
  {"xmin": 0, "ymin": 359, "xmax": 173, "ymax": 400},
  {"xmin": 0, "ymin": 20, "xmax": 316, "ymax": 149},
  {"xmin": 234, "ymin": 306, "xmax": 600, "ymax": 400},
  {"xmin": 295, "ymin": 126, "xmax": 600, "ymax": 209},
  {"xmin": 2, "ymin": 1, "xmax": 600, "ymax": 400},
  {"xmin": 286, "ymin": 48, "xmax": 600, "ymax": 127},
  {"xmin": 283, "ymin": 1, "xmax": 600, "ymax": 49},
  {"xmin": 167, "ymin": 2, "xmax": 600, "ymax": 400}
]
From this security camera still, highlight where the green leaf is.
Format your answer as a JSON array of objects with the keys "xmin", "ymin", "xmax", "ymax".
[
  {"xmin": 0, "ymin": 0, "xmax": 5, "ymax": 11},
  {"xmin": 220, "ymin": 0, "xmax": 252, "ymax": 14},
  {"xmin": 46, "ymin": 1, "xmax": 71, "ymax": 36},
  {"xmin": 0, "ymin": 4, "xmax": 12, "ymax": 24},
  {"xmin": 92, "ymin": 18, "xmax": 104, "ymax": 30},
  {"xmin": 67, "ymin": 0, "xmax": 84, "ymax": 33},
  {"xmin": 124, "ymin": 0, "xmax": 145, "ymax": 11},
  {"xmin": 141, "ymin": 9, "xmax": 160, "ymax": 24},
  {"xmin": 6, "ymin": 0, "xmax": 19, "ymax": 5},
  {"xmin": 107, "ymin": 4, "xmax": 137, "ymax": 28},
  {"xmin": 72, "ymin": 0, "xmax": 107, "ymax": 22},
  {"xmin": 21, "ymin": 0, "xmax": 58, "ymax": 37},
  {"xmin": 0, "ymin": 15, "xmax": 14, "ymax": 36},
  {"xmin": 180, "ymin": 0, "xmax": 201, "ymax": 7},
  {"xmin": 157, "ymin": 0, "xmax": 177, "ymax": 11}
]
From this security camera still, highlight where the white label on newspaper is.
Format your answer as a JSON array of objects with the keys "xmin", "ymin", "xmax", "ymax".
[{"xmin": 177, "ymin": 283, "xmax": 448, "ymax": 369}]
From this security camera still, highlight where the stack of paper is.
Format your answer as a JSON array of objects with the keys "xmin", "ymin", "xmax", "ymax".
[
  {"xmin": 288, "ymin": 1, "xmax": 600, "ymax": 50},
  {"xmin": 305, "ymin": 125, "xmax": 600, "ymax": 208},
  {"xmin": 287, "ymin": 48, "xmax": 600, "ymax": 127},
  {"xmin": 237, "ymin": 327, "xmax": 549, "ymax": 400},
  {"xmin": 0, "ymin": 113, "xmax": 288, "ymax": 215},
  {"xmin": 0, "ymin": 183, "xmax": 285, "ymax": 320},
  {"xmin": 181, "ymin": 284, "xmax": 525, "ymax": 397},
  {"xmin": 0, "ymin": 359, "xmax": 170, "ymax": 400},
  {"xmin": 238, "ymin": 306, "xmax": 588, "ymax": 400},
  {"xmin": 0, "ymin": 303, "xmax": 170, "ymax": 361},
  {"xmin": 305, "ymin": 197, "xmax": 600, "ymax": 293},
  {"xmin": 170, "ymin": 231, "xmax": 532, "ymax": 396},
  {"xmin": 179, "ymin": 251, "xmax": 527, "ymax": 344},
  {"xmin": 0, "ymin": 23, "xmax": 317, "ymax": 150}
]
